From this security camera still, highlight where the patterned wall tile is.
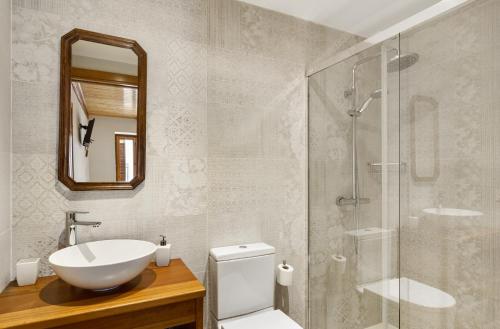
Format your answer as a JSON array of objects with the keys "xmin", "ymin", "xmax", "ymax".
[
  {"xmin": 13, "ymin": 221, "xmax": 63, "ymax": 276},
  {"xmin": 148, "ymin": 38, "xmax": 207, "ymax": 105},
  {"xmin": 208, "ymin": 0, "xmax": 241, "ymax": 50},
  {"xmin": 165, "ymin": 214, "xmax": 208, "ymax": 273},
  {"xmin": 10, "ymin": 0, "xmax": 359, "ymax": 327},
  {"xmin": 148, "ymin": 102, "xmax": 207, "ymax": 158},
  {"xmin": 207, "ymin": 48, "xmax": 307, "ymax": 159},
  {"xmin": 12, "ymin": 81, "xmax": 58, "ymax": 154},
  {"xmin": 0, "ymin": 230, "xmax": 11, "ymax": 290},
  {"xmin": 11, "ymin": 6, "xmax": 72, "ymax": 83},
  {"xmin": 239, "ymin": 3, "xmax": 273, "ymax": 55},
  {"xmin": 162, "ymin": 158, "xmax": 208, "ymax": 217},
  {"xmin": 207, "ymin": 103, "xmax": 263, "ymax": 158},
  {"xmin": 13, "ymin": 0, "xmax": 93, "ymax": 18},
  {"xmin": 12, "ymin": 154, "xmax": 69, "ymax": 227},
  {"xmin": 207, "ymin": 157, "xmax": 259, "ymax": 215},
  {"xmin": 141, "ymin": 0, "xmax": 208, "ymax": 44},
  {"xmin": 205, "ymin": 1, "xmax": 357, "ymax": 325},
  {"xmin": 207, "ymin": 210, "xmax": 264, "ymax": 248}
]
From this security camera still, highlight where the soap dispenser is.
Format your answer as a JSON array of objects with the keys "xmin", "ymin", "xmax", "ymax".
[{"xmin": 156, "ymin": 235, "xmax": 171, "ymax": 267}]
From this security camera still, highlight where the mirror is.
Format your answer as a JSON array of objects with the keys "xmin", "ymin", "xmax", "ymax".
[{"xmin": 59, "ymin": 29, "xmax": 147, "ymax": 191}]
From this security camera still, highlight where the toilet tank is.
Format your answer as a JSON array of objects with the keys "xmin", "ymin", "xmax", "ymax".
[{"xmin": 209, "ymin": 243, "xmax": 276, "ymax": 320}]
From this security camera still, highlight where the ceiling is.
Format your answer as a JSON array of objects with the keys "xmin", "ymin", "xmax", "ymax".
[
  {"xmin": 73, "ymin": 40, "xmax": 138, "ymax": 65},
  {"xmin": 239, "ymin": 0, "xmax": 442, "ymax": 37},
  {"xmin": 72, "ymin": 40, "xmax": 138, "ymax": 76},
  {"xmin": 75, "ymin": 82, "xmax": 137, "ymax": 119}
]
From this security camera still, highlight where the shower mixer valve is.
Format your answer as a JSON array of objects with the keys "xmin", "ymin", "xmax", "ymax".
[{"xmin": 336, "ymin": 196, "xmax": 370, "ymax": 207}]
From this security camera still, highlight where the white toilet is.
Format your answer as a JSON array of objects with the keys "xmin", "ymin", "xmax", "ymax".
[{"xmin": 209, "ymin": 243, "xmax": 302, "ymax": 329}]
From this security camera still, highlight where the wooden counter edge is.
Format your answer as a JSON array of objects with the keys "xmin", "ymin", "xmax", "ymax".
[
  {"xmin": 0, "ymin": 262, "xmax": 206, "ymax": 329},
  {"xmin": 0, "ymin": 286, "xmax": 205, "ymax": 329}
]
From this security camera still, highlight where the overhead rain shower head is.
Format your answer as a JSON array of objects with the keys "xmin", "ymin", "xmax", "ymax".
[
  {"xmin": 347, "ymin": 52, "xmax": 419, "ymax": 117},
  {"xmin": 351, "ymin": 51, "xmax": 419, "ymax": 73},
  {"xmin": 351, "ymin": 53, "xmax": 419, "ymax": 116},
  {"xmin": 387, "ymin": 52, "xmax": 419, "ymax": 72},
  {"xmin": 345, "ymin": 51, "xmax": 419, "ymax": 98}
]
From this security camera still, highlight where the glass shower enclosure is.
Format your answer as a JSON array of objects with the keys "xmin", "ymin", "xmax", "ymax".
[
  {"xmin": 308, "ymin": 0, "xmax": 499, "ymax": 328},
  {"xmin": 308, "ymin": 37, "xmax": 401, "ymax": 329}
]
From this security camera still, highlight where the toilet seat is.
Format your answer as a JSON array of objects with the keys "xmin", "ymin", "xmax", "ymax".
[{"xmin": 220, "ymin": 310, "xmax": 302, "ymax": 329}]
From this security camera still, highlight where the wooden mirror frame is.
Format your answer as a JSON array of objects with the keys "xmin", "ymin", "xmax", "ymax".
[{"xmin": 58, "ymin": 29, "xmax": 147, "ymax": 191}]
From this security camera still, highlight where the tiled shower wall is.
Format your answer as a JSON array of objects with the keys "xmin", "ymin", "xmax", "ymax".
[
  {"xmin": 10, "ymin": 0, "xmax": 359, "ymax": 325},
  {"xmin": 0, "ymin": 0, "xmax": 12, "ymax": 292}
]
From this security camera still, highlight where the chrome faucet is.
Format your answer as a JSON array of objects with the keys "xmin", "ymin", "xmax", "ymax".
[{"xmin": 65, "ymin": 211, "xmax": 102, "ymax": 246}]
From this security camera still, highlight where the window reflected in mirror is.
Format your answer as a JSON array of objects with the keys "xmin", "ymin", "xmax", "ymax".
[{"xmin": 115, "ymin": 134, "xmax": 137, "ymax": 182}]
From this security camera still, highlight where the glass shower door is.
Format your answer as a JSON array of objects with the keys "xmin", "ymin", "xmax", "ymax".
[
  {"xmin": 398, "ymin": 0, "xmax": 499, "ymax": 328},
  {"xmin": 308, "ymin": 36, "xmax": 401, "ymax": 329}
]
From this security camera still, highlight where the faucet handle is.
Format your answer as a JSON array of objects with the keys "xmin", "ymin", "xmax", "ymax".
[
  {"xmin": 66, "ymin": 211, "xmax": 90, "ymax": 224},
  {"xmin": 66, "ymin": 211, "xmax": 89, "ymax": 220}
]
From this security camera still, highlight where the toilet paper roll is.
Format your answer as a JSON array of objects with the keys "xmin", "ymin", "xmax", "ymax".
[
  {"xmin": 327, "ymin": 255, "xmax": 347, "ymax": 329},
  {"xmin": 331, "ymin": 254, "xmax": 346, "ymax": 274},
  {"xmin": 277, "ymin": 263, "xmax": 294, "ymax": 286}
]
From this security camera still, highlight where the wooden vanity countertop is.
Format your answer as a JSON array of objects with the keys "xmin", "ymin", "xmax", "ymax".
[{"xmin": 0, "ymin": 259, "xmax": 205, "ymax": 329}]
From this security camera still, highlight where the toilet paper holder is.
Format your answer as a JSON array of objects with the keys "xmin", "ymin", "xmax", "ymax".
[
  {"xmin": 282, "ymin": 260, "xmax": 290, "ymax": 270},
  {"xmin": 277, "ymin": 260, "xmax": 294, "ymax": 287}
]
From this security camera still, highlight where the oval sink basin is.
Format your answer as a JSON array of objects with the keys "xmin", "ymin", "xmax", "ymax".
[{"xmin": 49, "ymin": 239, "xmax": 157, "ymax": 291}]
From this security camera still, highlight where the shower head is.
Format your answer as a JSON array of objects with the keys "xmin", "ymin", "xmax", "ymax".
[
  {"xmin": 370, "ymin": 89, "xmax": 382, "ymax": 99},
  {"xmin": 351, "ymin": 51, "xmax": 419, "ymax": 73},
  {"xmin": 356, "ymin": 89, "xmax": 382, "ymax": 114},
  {"xmin": 387, "ymin": 53, "xmax": 419, "ymax": 72},
  {"xmin": 353, "ymin": 53, "xmax": 418, "ymax": 115},
  {"xmin": 345, "ymin": 51, "xmax": 418, "ymax": 97}
]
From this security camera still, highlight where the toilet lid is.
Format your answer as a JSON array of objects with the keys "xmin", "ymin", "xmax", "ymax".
[{"xmin": 221, "ymin": 310, "xmax": 302, "ymax": 329}]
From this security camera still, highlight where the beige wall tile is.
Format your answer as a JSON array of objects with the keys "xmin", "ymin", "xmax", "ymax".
[{"xmin": 9, "ymin": 0, "xmax": 359, "ymax": 325}]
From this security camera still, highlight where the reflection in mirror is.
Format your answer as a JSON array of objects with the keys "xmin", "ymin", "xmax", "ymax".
[{"xmin": 68, "ymin": 40, "xmax": 138, "ymax": 183}]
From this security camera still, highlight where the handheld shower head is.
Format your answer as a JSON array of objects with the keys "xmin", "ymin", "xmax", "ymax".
[
  {"xmin": 357, "ymin": 89, "xmax": 382, "ymax": 114},
  {"xmin": 370, "ymin": 89, "xmax": 382, "ymax": 99}
]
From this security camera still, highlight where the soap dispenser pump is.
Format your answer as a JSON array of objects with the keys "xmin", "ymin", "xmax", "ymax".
[{"xmin": 156, "ymin": 235, "xmax": 171, "ymax": 267}]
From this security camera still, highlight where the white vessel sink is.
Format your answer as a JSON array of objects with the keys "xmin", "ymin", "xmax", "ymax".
[{"xmin": 49, "ymin": 239, "xmax": 157, "ymax": 291}]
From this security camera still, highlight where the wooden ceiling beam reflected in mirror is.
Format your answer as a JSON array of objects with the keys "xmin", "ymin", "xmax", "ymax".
[
  {"xmin": 71, "ymin": 68, "xmax": 138, "ymax": 87},
  {"xmin": 75, "ymin": 82, "xmax": 138, "ymax": 119}
]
